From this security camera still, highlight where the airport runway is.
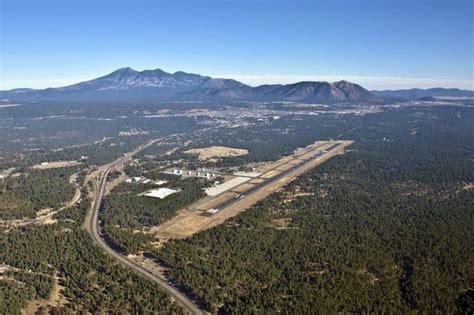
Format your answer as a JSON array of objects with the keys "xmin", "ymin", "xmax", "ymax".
[
  {"xmin": 152, "ymin": 140, "xmax": 353, "ymax": 239},
  {"xmin": 212, "ymin": 143, "xmax": 340, "ymax": 212}
]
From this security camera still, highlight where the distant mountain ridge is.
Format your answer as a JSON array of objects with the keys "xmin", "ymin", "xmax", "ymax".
[
  {"xmin": 5, "ymin": 67, "xmax": 469, "ymax": 103},
  {"xmin": 1, "ymin": 68, "xmax": 249, "ymax": 102},
  {"xmin": 372, "ymin": 88, "xmax": 474, "ymax": 99},
  {"xmin": 178, "ymin": 80, "xmax": 379, "ymax": 102},
  {"xmin": 58, "ymin": 67, "xmax": 247, "ymax": 90},
  {"xmin": 0, "ymin": 67, "xmax": 379, "ymax": 103}
]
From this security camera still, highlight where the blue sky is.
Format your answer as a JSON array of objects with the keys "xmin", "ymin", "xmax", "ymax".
[{"xmin": 1, "ymin": 0, "xmax": 472, "ymax": 90}]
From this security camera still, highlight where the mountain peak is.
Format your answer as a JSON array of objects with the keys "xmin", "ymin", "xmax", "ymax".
[
  {"xmin": 151, "ymin": 68, "xmax": 168, "ymax": 74},
  {"xmin": 112, "ymin": 67, "xmax": 137, "ymax": 73},
  {"xmin": 332, "ymin": 80, "xmax": 350, "ymax": 85}
]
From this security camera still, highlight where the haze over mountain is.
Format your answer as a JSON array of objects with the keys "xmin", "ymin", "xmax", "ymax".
[{"xmin": 2, "ymin": 67, "xmax": 471, "ymax": 103}]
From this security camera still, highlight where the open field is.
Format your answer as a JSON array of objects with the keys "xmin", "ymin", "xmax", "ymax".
[
  {"xmin": 151, "ymin": 140, "xmax": 352, "ymax": 239},
  {"xmin": 31, "ymin": 160, "xmax": 82, "ymax": 170},
  {"xmin": 185, "ymin": 146, "xmax": 248, "ymax": 161}
]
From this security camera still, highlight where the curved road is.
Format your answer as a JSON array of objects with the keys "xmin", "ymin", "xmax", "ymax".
[{"xmin": 84, "ymin": 138, "xmax": 204, "ymax": 315}]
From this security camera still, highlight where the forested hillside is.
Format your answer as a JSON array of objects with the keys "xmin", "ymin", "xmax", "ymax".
[
  {"xmin": 157, "ymin": 106, "xmax": 474, "ymax": 313},
  {"xmin": 0, "ymin": 168, "xmax": 77, "ymax": 220},
  {"xmin": 0, "ymin": 200, "xmax": 183, "ymax": 313}
]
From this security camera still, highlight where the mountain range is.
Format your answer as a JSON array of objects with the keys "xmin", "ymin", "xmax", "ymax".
[
  {"xmin": 1, "ymin": 67, "xmax": 472, "ymax": 103},
  {"xmin": 372, "ymin": 88, "xmax": 474, "ymax": 99}
]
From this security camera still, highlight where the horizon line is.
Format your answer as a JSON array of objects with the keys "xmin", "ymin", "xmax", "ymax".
[{"xmin": 1, "ymin": 69, "xmax": 473, "ymax": 91}]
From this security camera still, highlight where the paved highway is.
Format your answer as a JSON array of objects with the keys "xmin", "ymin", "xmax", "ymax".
[{"xmin": 84, "ymin": 138, "xmax": 204, "ymax": 315}]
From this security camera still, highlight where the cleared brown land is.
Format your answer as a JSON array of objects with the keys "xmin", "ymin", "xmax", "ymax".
[
  {"xmin": 151, "ymin": 140, "xmax": 353, "ymax": 240},
  {"xmin": 31, "ymin": 160, "xmax": 81, "ymax": 170},
  {"xmin": 184, "ymin": 146, "xmax": 248, "ymax": 161},
  {"xmin": 462, "ymin": 183, "xmax": 473, "ymax": 191}
]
